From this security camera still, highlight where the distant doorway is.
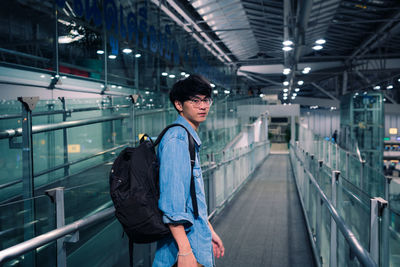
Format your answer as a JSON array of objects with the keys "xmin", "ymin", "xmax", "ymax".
[{"xmin": 269, "ymin": 117, "xmax": 290, "ymax": 154}]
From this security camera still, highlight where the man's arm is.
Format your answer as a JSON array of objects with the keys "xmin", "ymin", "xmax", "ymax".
[
  {"xmin": 169, "ymin": 224, "xmax": 198, "ymax": 267},
  {"xmin": 208, "ymin": 222, "xmax": 225, "ymax": 258}
]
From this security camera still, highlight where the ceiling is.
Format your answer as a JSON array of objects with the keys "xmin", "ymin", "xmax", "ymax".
[{"xmin": 159, "ymin": 0, "xmax": 400, "ymax": 107}]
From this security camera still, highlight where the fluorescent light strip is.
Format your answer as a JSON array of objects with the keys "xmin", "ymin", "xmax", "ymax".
[
  {"xmin": 165, "ymin": 0, "xmax": 232, "ymax": 63},
  {"xmin": 152, "ymin": 0, "xmax": 225, "ymax": 63}
]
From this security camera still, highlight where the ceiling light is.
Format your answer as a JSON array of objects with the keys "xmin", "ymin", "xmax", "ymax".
[
  {"xmin": 282, "ymin": 40, "xmax": 293, "ymax": 46},
  {"xmin": 283, "ymin": 93, "xmax": 288, "ymax": 97},
  {"xmin": 283, "ymin": 81, "xmax": 289, "ymax": 86},
  {"xmin": 387, "ymin": 85, "xmax": 393, "ymax": 89},
  {"xmin": 40, "ymin": 74, "xmax": 45, "ymax": 78},
  {"xmin": 162, "ymin": 72, "xmax": 168, "ymax": 76},
  {"xmin": 302, "ymin": 67, "xmax": 311, "ymax": 74},
  {"xmin": 111, "ymin": 85, "xmax": 116, "ymax": 88},
  {"xmin": 135, "ymin": 53, "xmax": 141, "ymax": 58},
  {"xmin": 283, "ymin": 68, "xmax": 291, "ymax": 75},
  {"xmin": 181, "ymin": 72, "xmax": 186, "ymax": 76},
  {"xmin": 398, "ymin": 78, "xmax": 400, "ymax": 82},
  {"xmin": 383, "ymin": 98, "xmax": 386, "ymax": 102},
  {"xmin": 293, "ymin": 93, "xmax": 297, "ymax": 97},
  {"xmin": 373, "ymin": 85, "xmax": 381, "ymax": 90},
  {"xmin": 185, "ymin": 74, "xmax": 190, "ymax": 77},
  {"xmin": 213, "ymin": 90, "xmax": 218, "ymax": 94},
  {"xmin": 291, "ymin": 96, "xmax": 296, "ymax": 99},
  {"xmin": 260, "ymin": 94, "xmax": 264, "ymax": 98},
  {"xmin": 283, "ymin": 88, "xmax": 288, "ymax": 92},
  {"xmin": 108, "ymin": 55, "xmax": 117, "ymax": 59},
  {"xmin": 224, "ymin": 90, "xmax": 230, "ymax": 94},
  {"xmin": 282, "ymin": 46, "xmax": 293, "ymax": 51},
  {"xmin": 210, "ymin": 83, "xmax": 216, "ymax": 88},
  {"xmin": 122, "ymin": 48, "xmax": 132, "ymax": 54},
  {"xmin": 295, "ymin": 88, "xmax": 300, "ymax": 92},
  {"xmin": 169, "ymin": 74, "xmax": 175, "ymax": 78},
  {"xmin": 283, "ymin": 97, "xmax": 288, "ymax": 100},
  {"xmin": 315, "ymin": 39, "xmax": 326, "ymax": 45},
  {"xmin": 312, "ymin": 45, "xmax": 323, "ymax": 50},
  {"xmin": 96, "ymin": 50, "xmax": 104, "ymax": 55},
  {"xmin": 297, "ymin": 80, "xmax": 304, "ymax": 85},
  {"xmin": 61, "ymin": 76, "xmax": 67, "ymax": 79}
]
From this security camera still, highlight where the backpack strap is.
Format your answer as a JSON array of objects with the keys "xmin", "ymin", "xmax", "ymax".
[
  {"xmin": 154, "ymin": 124, "xmax": 199, "ymax": 219},
  {"xmin": 129, "ymin": 236, "xmax": 134, "ymax": 267}
]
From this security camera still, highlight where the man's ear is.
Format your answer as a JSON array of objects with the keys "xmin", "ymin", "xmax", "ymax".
[{"xmin": 174, "ymin": 100, "xmax": 183, "ymax": 112}]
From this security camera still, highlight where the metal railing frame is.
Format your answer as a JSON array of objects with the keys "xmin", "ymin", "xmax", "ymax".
[{"xmin": 291, "ymin": 142, "xmax": 384, "ymax": 267}]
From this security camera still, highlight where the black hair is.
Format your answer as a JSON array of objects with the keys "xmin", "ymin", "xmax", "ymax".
[{"xmin": 169, "ymin": 74, "xmax": 212, "ymax": 111}]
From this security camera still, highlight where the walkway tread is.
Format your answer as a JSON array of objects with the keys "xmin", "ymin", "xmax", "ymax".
[{"xmin": 213, "ymin": 154, "xmax": 315, "ymax": 267}]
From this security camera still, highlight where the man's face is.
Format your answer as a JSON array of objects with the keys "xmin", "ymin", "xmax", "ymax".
[{"xmin": 174, "ymin": 95, "xmax": 212, "ymax": 130}]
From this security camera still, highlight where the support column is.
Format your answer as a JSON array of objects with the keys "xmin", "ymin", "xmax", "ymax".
[{"xmin": 19, "ymin": 96, "xmax": 39, "ymax": 267}]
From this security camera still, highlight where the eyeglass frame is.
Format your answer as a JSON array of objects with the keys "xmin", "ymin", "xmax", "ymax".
[{"xmin": 186, "ymin": 96, "xmax": 213, "ymax": 107}]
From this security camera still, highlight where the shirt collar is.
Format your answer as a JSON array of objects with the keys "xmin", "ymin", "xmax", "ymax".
[{"xmin": 174, "ymin": 115, "xmax": 202, "ymax": 147}]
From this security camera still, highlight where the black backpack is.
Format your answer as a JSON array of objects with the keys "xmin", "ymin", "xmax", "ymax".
[{"xmin": 109, "ymin": 124, "xmax": 199, "ymax": 265}]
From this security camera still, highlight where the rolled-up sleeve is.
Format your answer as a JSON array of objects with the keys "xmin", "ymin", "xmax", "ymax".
[{"xmin": 158, "ymin": 135, "xmax": 194, "ymax": 227}]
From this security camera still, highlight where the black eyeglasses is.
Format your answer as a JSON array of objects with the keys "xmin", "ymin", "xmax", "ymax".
[{"xmin": 188, "ymin": 97, "xmax": 213, "ymax": 107}]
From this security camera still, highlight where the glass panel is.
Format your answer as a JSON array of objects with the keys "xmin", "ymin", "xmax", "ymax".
[
  {"xmin": 337, "ymin": 230, "xmax": 362, "ymax": 267},
  {"xmin": 337, "ymin": 178, "xmax": 370, "ymax": 250},
  {"xmin": 0, "ymin": 194, "xmax": 56, "ymax": 266},
  {"xmin": 389, "ymin": 209, "xmax": 400, "ymax": 267}
]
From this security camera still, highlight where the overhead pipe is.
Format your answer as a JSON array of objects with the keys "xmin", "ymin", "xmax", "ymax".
[{"xmin": 289, "ymin": 0, "xmax": 313, "ymax": 93}]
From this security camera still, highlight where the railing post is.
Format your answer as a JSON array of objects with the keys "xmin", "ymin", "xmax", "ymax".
[
  {"xmin": 335, "ymin": 144, "xmax": 339, "ymax": 170},
  {"xmin": 19, "ymin": 97, "xmax": 39, "ymax": 267},
  {"xmin": 360, "ymin": 160, "xmax": 365, "ymax": 191},
  {"xmin": 345, "ymin": 152, "xmax": 349, "ymax": 179},
  {"xmin": 59, "ymin": 97, "xmax": 70, "ymax": 177},
  {"xmin": 370, "ymin": 197, "xmax": 388, "ymax": 266},
  {"xmin": 330, "ymin": 171, "xmax": 340, "ymax": 267},
  {"xmin": 382, "ymin": 177, "xmax": 391, "ymax": 267},
  {"xmin": 129, "ymin": 95, "xmax": 139, "ymax": 145},
  {"xmin": 46, "ymin": 187, "xmax": 79, "ymax": 267}
]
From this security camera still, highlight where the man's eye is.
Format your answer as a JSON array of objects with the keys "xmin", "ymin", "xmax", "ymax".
[{"xmin": 192, "ymin": 99, "xmax": 200, "ymax": 103}]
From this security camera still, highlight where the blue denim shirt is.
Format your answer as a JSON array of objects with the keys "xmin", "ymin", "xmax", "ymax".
[{"xmin": 152, "ymin": 115, "xmax": 213, "ymax": 267}]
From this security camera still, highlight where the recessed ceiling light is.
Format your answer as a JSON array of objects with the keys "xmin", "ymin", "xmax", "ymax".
[
  {"xmin": 283, "ymin": 81, "xmax": 289, "ymax": 86},
  {"xmin": 162, "ymin": 72, "xmax": 168, "ymax": 76},
  {"xmin": 312, "ymin": 45, "xmax": 323, "ymax": 50},
  {"xmin": 295, "ymin": 88, "xmax": 300, "ymax": 92},
  {"xmin": 297, "ymin": 80, "xmax": 304, "ymax": 85},
  {"xmin": 122, "ymin": 48, "xmax": 132, "ymax": 54},
  {"xmin": 97, "ymin": 50, "xmax": 104, "ymax": 55},
  {"xmin": 282, "ymin": 40, "xmax": 293, "ymax": 46},
  {"xmin": 108, "ymin": 55, "xmax": 117, "ymax": 59},
  {"xmin": 282, "ymin": 46, "xmax": 293, "ymax": 51},
  {"xmin": 315, "ymin": 39, "xmax": 326, "ymax": 45},
  {"xmin": 283, "ymin": 68, "xmax": 291, "ymax": 75}
]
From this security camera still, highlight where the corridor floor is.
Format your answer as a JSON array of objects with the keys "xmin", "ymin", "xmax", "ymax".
[{"xmin": 213, "ymin": 154, "xmax": 316, "ymax": 267}]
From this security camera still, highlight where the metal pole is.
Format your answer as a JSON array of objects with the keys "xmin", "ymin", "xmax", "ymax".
[
  {"xmin": 330, "ymin": 171, "xmax": 340, "ymax": 267},
  {"xmin": 382, "ymin": 178, "xmax": 391, "ymax": 267},
  {"xmin": 59, "ymin": 97, "xmax": 70, "ymax": 177},
  {"xmin": 346, "ymin": 152, "xmax": 349, "ymax": 179},
  {"xmin": 19, "ymin": 96, "xmax": 39, "ymax": 267},
  {"xmin": 46, "ymin": 187, "xmax": 67, "ymax": 267},
  {"xmin": 370, "ymin": 197, "xmax": 388, "ymax": 265}
]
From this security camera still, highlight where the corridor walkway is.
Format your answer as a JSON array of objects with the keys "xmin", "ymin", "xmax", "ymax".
[{"xmin": 213, "ymin": 154, "xmax": 315, "ymax": 267}]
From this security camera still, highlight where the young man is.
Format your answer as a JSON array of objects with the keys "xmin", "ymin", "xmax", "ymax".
[{"xmin": 152, "ymin": 75, "xmax": 224, "ymax": 267}]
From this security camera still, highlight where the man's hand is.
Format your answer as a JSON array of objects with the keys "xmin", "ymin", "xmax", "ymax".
[{"xmin": 210, "ymin": 227, "xmax": 225, "ymax": 258}]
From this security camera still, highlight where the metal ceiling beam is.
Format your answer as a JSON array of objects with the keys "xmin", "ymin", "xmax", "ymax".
[
  {"xmin": 311, "ymin": 82, "xmax": 339, "ymax": 101},
  {"xmin": 345, "ymin": 8, "xmax": 400, "ymax": 64},
  {"xmin": 239, "ymin": 70, "xmax": 282, "ymax": 86}
]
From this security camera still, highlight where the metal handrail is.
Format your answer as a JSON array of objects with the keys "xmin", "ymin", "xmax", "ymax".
[
  {"xmin": 0, "ymin": 114, "xmax": 130, "ymax": 139},
  {"xmin": 0, "ymin": 207, "xmax": 115, "ymax": 264},
  {"xmin": 0, "ymin": 143, "xmax": 130, "ymax": 190},
  {"xmin": 292, "ymin": 146, "xmax": 377, "ymax": 267},
  {"xmin": 0, "ymin": 105, "xmax": 131, "ymax": 120}
]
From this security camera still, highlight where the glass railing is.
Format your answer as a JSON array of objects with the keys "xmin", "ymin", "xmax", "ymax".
[
  {"xmin": 0, "ymin": 93, "xmax": 269, "ymax": 266},
  {"xmin": 293, "ymin": 124, "xmax": 399, "ymax": 266}
]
